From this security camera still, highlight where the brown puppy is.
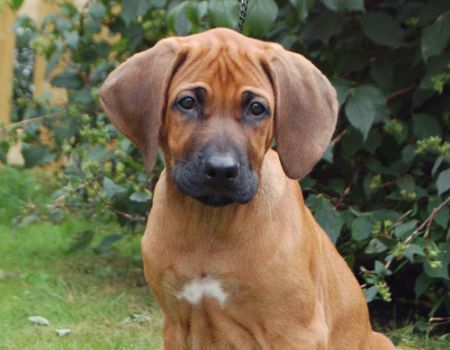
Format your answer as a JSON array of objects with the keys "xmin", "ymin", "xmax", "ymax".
[{"xmin": 100, "ymin": 28, "xmax": 396, "ymax": 350}]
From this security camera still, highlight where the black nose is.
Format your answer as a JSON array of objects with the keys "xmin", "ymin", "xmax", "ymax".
[{"xmin": 203, "ymin": 153, "xmax": 240, "ymax": 181}]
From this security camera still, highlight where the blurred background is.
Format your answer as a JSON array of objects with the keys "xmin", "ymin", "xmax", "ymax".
[{"xmin": 0, "ymin": 0, "xmax": 449, "ymax": 348}]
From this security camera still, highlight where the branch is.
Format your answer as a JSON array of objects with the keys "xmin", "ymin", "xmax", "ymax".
[
  {"xmin": 404, "ymin": 196, "xmax": 450, "ymax": 244},
  {"xmin": 331, "ymin": 129, "xmax": 347, "ymax": 145},
  {"xmin": 54, "ymin": 203, "xmax": 147, "ymax": 223},
  {"xmin": 106, "ymin": 206, "xmax": 147, "ymax": 222},
  {"xmin": 385, "ymin": 84, "xmax": 417, "ymax": 102},
  {"xmin": 385, "ymin": 196, "xmax": 450, "ymax": 270},
  {"xmin": 0, "ymin": 110, "xmax": 67, "ymax": 134},
  {"xmin": 334, "ymin": 171, "xmax": 358, "ymax": 210}
]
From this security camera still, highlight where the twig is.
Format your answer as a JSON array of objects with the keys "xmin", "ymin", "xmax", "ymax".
[
  {"xmin": 385, "ymin": 196, "xmax": 450, "ymax": 269},
  {"xmin": 0, "ymin": 110, "xmax": 67, "ymax": 133},
  {"xmin": 54, "ymin": 203, "xmax": 146, "ymax": 223},
  {"xmin": 429, "ymin": 317, "xmax": 450, "ymax": 325},
  {"xmin": 334, "ymin": 170, "xmax": 359, "ymax": 210},
  {"xmin": 404, "ymin": 196, "xmax": 450, "ymax": 244},
  {"xmin": 106, "ymin": 206, "xmax": 147, "ymax": 222},
  {"xmin": 394, "ymin": 209, "xmax": 413, "ymax": 225},
  {"xmin": 331, "ymin": 129, "xmax": 347, "ymax": 145},
  {"xmin": 385, "ymin": 84, "xmax": 417, "ymax": 102}
]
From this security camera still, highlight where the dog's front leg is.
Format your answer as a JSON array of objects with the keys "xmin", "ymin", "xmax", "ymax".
[{"xmin": 163, "ymin": 318, "xmax": 190, "ymax": 350}]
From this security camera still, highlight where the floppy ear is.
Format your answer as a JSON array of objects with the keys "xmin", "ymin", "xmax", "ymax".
[
  {"xmin": 268, "ymin": 44, "xmax": 338, "ymax": 179},
  {"xmin": 99, "ymin": 38, "xmax": 182, "ymax": 172}
]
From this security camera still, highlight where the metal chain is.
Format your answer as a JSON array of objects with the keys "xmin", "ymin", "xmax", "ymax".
[{"xmin": 236, "ymin": 0, "xmax": 249, "ymax": 33}]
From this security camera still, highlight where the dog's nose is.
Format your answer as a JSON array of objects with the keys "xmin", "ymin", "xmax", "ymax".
[{"xmin": 203, "ymin": 153, "xmax": 240, "ymax": 181}]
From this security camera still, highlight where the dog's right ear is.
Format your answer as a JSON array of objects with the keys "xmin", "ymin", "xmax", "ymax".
[{"xmin": 100, "ymin": 38, "xmax": 182, "ymax": 172}]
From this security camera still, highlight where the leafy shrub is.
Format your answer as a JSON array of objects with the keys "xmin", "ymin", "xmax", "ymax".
[{"xmin": 5, "ymin": 0, "xmax": 450, "ymax": 325}]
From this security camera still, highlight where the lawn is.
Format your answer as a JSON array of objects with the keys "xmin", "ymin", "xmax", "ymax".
[
  {"xmin": 0, "ymin": 166, "xmax": 448, "ymax": 349},
  {"xmin": 0, "ymin": 167, "xmax": 162, "ymax": 349}
]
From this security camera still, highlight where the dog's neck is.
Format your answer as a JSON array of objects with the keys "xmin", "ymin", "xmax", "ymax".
[{"xmin": 149, "ymin": 150, "xmax": 306, "ymax": 246}]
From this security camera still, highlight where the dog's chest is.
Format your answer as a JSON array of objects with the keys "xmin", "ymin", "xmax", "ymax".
[
  {"xmin": 161, "ymin": 270, "xmax": 247, "ymax": 310},
  {"xmin": 176, "ymin": 276, "xmax": 229, "ymax": 306}
]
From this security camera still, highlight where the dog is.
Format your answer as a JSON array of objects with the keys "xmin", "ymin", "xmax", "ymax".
[{"xmin": 100, "ymin": 28, "xmax": 396, "ymax": 350}]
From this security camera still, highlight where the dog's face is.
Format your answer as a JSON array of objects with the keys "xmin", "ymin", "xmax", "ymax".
[
  {"xmin": 164, "ymin": 43, "xmax": 275, "ymax": 206},
  {"xmin": 100, "ymin": 28, "xmax": 338, "ymax": 207}
]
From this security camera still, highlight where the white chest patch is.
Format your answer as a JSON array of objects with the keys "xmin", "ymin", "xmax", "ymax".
[{"xmin": 177, "ymin": 277, "xmax": 228, "ymax": 306}]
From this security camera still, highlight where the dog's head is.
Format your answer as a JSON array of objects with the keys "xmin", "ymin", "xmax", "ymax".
[{"xmin": 100, "ymin": 28, "xmax": 338, "ymax": 207}]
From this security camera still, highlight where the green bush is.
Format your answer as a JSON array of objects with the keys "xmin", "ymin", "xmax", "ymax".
[{"xmin": 6, "ymin": 0, "xmax": 450, "ymax": 326}]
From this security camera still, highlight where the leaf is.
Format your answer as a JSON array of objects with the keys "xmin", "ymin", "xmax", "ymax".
[
  {"xmin": 86, "ymin": 145, "xmax": 110, "ymax": 162},
  {"xmin": 103, "ymin": 178, "xmax": 127, "ymax": 200},
  {"xmin": 22, "ymin": 144, "xmax": 56, "ymax": 168},
  {"xmin": 150, "ymin": 0, "xmax": 165, "ymax": 7},
  {"xmin": 167, "ymin": 1, "xmax": 198, "ymax": 35},
  {"xmin": 122, "ymin": 314, "xmax": 151, "ymax": 324},
  {"xmin": 365, "ymin": 239, "xmax": 388, "ymax": 254},
  {"xmin": 435, "ymin": 205, "xmax": 449, "ymax": 229},
  {"xmin": 414, "ymin": 273, "xmax": 431, "ymax": 298},
  {"xmin": 394, "ymin": 220, "xmax": 418, "ymax": 239},
  {"xmin": 184, "ymin": 1, "xmax": 207, "ymax": 27},
  {"xmin": 363, "ymin": 286, "xmax": 378, "ymax": 302},
  {"xmin": 86, "ymin": 16, "xmax": 102, "ymax": 33},
  {"xmin": 401, "ymin": 145, "xmax": 416, "ymax": 164},
  {"xmin": 374, "ymin": 260, "xmax": 391, "ymax": 277},
  {"xmin": 351, "ymin": 216, "xmax": 372, "ymax": 241},
  {"xmin": 301, "ymin": 11, "xmax": 344, "ymax": 44},
  {"xmin": 243, "ymin": 0, "xmax": 278, "ymax": 37},
  {"xmin": 28, "ymin": 316, "xmax": 49, "ymax": 326},
  {"xmin": 50, "ymin": 69, "xmax": 83, "ymax": 90},
  {"xmin": 424, "ymin": 259, "xmax": 449, "ymax": 279},
  {"xmin": 345, "ymin": 85, "xmax": 385, "ymax": 140},
  {"xmin": 307, "ymin": 195, "xmax": 343, "ymax": 244},
  {"xmin": 130, "ymin": 191, "xmax": 151, "ymax": 202},
  {"xmin": 289, "ymin": 0, "xmax": 316, "ymax": 21},
  {"xmin": 56, "ymin": 328, "xmax": 72, "ymax": 337},
  {"xmin": 95, "ymin": 234, "xmax": 123, "ymax": 255},
  {"xmin": 63, "ymin": 31, "xmax": 79, "ymax": 50},
  {"xmin": 321, "ymin": 0, "xmax": 364, "ymax": 12},
  {"xmin": 421, "ymin": 11, "xmax": 450, "ymax": 60},
  {"xmin": 121, "ymin": 0, "xmax": 152, "ymax": 25},
  {"xmin": 9, "ymin": 0, "xmax": 24, "ymax": 11},
  {"xmin": 322, "ymin": 144, "xmax": 334, "ymax": 163},
  {"xmin": 404, "ymin": 244, "xmax": 425, "ymax": 262},
  {"xmin": 45, "ymin": 49, "xmax": 63, "ymax": 76},
  {"xmin": 67, "ymin": 231, "xmax": 94, "ymax": 253},
  {"xmin": 89, "ymin": 2, "xmax": 106, "ymax": 20},
  {"xmin": 208, "ymin": 0, "xmax": 239, "ymax": 29},
  {"xmin": 432, "ymin": 157, "xmax": 443, "ymax": 177},
  {"xmin": 436, "ymin": 168, "xmax": 450, "ymax": 195},
  {"xmin": 397, "ymin": 175, "xmax": 415, "ymax": 192},
  {"xmin": 370, "ymin": 60, "xmax": 394, "ymax": 90},
  {"xmin": 412, "ymin": 114, "xmax": 442, "ymax": 139},
  {"xmin": 48, "ymin": 208, "xmax": 65, "ymax": 223},
  {"xmin": 333, "ymin": 80, "xmax": 353, "ymax": 106},
  {"xmin": 360, "ymin": 12, "xmax": 404, "ymax": 47}
]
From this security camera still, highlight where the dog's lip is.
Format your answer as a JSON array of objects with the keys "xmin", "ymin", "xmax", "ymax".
[{"xmin": 196, "ymin": 194, "xmax": 235, "ymax": 207}]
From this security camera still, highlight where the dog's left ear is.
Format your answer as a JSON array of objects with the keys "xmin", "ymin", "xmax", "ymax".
[
  {"xmin": 100, "ymin": 38, "xmax": 182, "ymax": 172},
  {"xmin": 267, "ymin": 44, "xmax": 338, "ymax": 179}
]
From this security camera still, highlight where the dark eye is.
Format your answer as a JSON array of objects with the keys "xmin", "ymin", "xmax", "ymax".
[
  {"xmin": 179, "ymin": 96, "xmax": 196, "ymax": 110},
  {"xmin": 249, "ymin": 101, "xmax": 266, "ymax": 116}
]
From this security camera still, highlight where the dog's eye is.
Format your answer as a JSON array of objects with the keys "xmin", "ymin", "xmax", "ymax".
[
  {"xmin": 179, "ymin": 96, "xmax": 196, "ymax": 110},
  {"xmin": 249, "ymin": 102, "xmax": 266, "ymax": 116}
]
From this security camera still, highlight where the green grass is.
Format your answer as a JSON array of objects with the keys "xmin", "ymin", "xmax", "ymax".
[
  {"xmin": 0, "ymin": 166, "xmax": 163, "ymax": 349},
  {"xmin": 391, "ymin": 325, "xmax": 449, "ymax": 350},
  {"xmin": 0, "ymin": 166, "xmax": 448, "ymax": 349}
]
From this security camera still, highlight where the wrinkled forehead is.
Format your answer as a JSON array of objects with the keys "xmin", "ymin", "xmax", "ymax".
[{"xmin": 169, "ymin": 34, "xmax": 274, "ymax": 102}]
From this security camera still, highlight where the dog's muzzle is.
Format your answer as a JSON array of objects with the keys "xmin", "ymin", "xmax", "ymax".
[{"xmin": 171, "ymin": 146, "xmax": 259, "ymax": 207}]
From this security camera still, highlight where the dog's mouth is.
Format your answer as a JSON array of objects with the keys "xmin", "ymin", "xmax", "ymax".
[
  {"xmin": 196, "ymin": 194, "xmax": 235, "ymax": 207},
  {"xmin": 170, "ymin": 146, "xmax": 260, "ymax": 207},
  {"xmin": 171, "ymin": 163, "xmax": 259, "ymax": 208}
]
